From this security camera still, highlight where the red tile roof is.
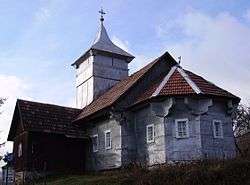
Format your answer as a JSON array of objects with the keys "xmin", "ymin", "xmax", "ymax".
[
  {"xmin": 133, "ymin": 67, "xmax": 240, "ymax": 106},
  {"xmin": 185, "ymin": 70, "xmax": 237, "ymax": 98},
  {"xmin": 75, "ymin": 53, "xmax": 240, "ymax": 123},
  {"xmin": 159, "ymin": 70, "xmax": 195, "ymax": 95}
]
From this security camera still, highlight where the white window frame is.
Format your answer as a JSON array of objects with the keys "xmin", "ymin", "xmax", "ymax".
[
  {"xmin": 91, "ymin": 134, "xmax": 99, "ymax": 152},
  {"xmin": 146, "ymin": 124, "xmax": 155, "ymax": 143},
  {"xmin": 175, "ymin": 118, "xmax": 189, "ymax": 138},
  {"xmin": 213, "ymin": 120, "xmax": 223, "ymax": 138},
  {"xmin": 104, "ymin": 130, "xmax": 112, "ymax": 150},
  {"xmin": 18, "ymin": 143, "xmax": 22, "ymax": 157}
]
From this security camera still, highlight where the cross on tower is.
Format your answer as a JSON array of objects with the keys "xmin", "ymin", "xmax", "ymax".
[{"xmin": 99, "ymin": 8, "xmax": 106, "ymax": 22}]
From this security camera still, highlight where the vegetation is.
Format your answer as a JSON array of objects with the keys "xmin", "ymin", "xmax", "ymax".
[
  {"xmin": 34, "ymin": 158, "xmax": 250, "ymax": 185},
  {"xmin": 233, "ymin": 104, "xmax": 250, "ymax": 137},
  {"xmin": 35, "ymin": 173, "xmax": 120, "ymax": 185},
  {"xmin": 0, "ymin": 98, "xmax": 6, "ymax": 160}
]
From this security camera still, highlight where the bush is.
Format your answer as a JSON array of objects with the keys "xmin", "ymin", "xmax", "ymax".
[
  {"xmin": 35, "ymin": 158, "xmax": 250, "ymax": 185},
  {"xmin": 119, "ymin": 159, "xmax": 250, "ymax": 185}
]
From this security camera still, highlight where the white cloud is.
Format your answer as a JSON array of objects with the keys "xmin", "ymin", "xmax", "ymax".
[
  {"xmin": 0, "ymin": 75, "xmax": 31, "ymax": 159},
  {"xmin": 35, "ymin": 7, "xmax": 51, "ymax": 23},
  {"xmin": 111, "ymin": 36, "xmax": 155, "ymax": 74},
  {"xmin": 244, "ymin": 9, "xmax": 250, "ymax": 22},
  {"xmin": 129, "ymin": 54, "xmax": 155, "ymax": 74},
  {"xmin": 157, "ymin": 9, "xmax": 250, "ymax": 104},
  {"xmin": 112, "ymin": 36, "xmax": 130, "ymax": 52}
]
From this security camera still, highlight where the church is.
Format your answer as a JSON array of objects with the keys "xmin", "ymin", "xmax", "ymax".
[{"xmin": 7, "ymin": 10, "xmax": 240, "ymax": 182}]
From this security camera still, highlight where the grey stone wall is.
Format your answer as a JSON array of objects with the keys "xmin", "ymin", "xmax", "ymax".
[
  {"xmin": 200, "ymin": 100, "xmax": 236, "ymax": 159},
  {"xmin": 164, "ymin": 98, "xmax": 202, "ymax": 161},
  {"xmin": 120, "ymin": 112, "xmax": 137, "ymax": 166},
  {"xmin": 132, "ymin": 105, "xmax": 166, "ymax": 166},
  {"xmin": 84, "ymin": 97, "xmax": 236, "ymax": 171},
  {"xmin": 128, "ymin": 97, "xmax": 236, "ymax": 165},
  {"xmin": 85, "ymin": 117, "xmax": 122, "ymax": 171}
]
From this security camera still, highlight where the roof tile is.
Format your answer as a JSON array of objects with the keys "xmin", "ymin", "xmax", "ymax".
[{"xmin": 17, "ymin": 100, "xmax": 84, "ymax": 137}]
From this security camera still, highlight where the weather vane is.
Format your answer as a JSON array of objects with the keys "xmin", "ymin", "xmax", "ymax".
[{"xmin": 99, "ymin": 8, "xmax": 106, "ymax": 22}]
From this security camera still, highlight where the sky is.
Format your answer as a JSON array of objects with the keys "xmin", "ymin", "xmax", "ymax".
[{"xmin": 1, "ymin": 0, "xmax": 250, "ymax": 157}]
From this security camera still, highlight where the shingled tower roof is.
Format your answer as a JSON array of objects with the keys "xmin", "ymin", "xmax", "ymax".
[
  {"xmin": 72, "ymin": 12, "xmax": 134, "ymax": 66},
  {"xmin": 91, "ymin": 21, "xmax": 134, "ymax": 58}
]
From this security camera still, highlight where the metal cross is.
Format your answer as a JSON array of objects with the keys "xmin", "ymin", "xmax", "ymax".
[
  {"xmin": 99, "ymin": 8, "xmax": 106, "ymax": 22},
  {"xmin": 178, "ymin": 56, "xmax": 182, "ymax": 64}
]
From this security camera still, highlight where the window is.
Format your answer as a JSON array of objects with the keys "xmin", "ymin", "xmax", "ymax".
[
  {"xmin": 175, "ymin": 119, "xmax": 189, "ymax": 138},
  {"xmin": 105, "ymin": 130, "xmax": 112, "ymax": 149},
  {"xmin": 18, "ymin": 143, "xmax": 22, "ymax": 157},
  {"xmin": 213, "ymin": 120, "xmax": 223, "ymax": 138},
  {"xmin": 92, "ymin": 134, "xmax": 98, "ymax": 152},
  {"xmin": 146, "ymin": 124, "xmax": 155, "ymax": 143}
]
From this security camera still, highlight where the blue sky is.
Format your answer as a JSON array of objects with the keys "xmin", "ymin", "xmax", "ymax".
[{"xmin": 1, "ymin": 0, "xmax": 250, "ymax": 154}]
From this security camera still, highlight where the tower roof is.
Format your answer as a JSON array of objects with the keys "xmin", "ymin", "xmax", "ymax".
[
  {"xmin": 91, "ymin": 22, "xmax": 134, "ymax": 58},
  {"xmin": 72, "ymin": 16, "xmax": 134, "ymax": 67}
]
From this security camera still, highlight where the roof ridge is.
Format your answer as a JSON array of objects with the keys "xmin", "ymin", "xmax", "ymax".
[
  {"xmin": 177, "ymin": 68, "xmax": 202, "ymax": 94},
  {"xmin": 184, "ymin": 69, "xmax": 236, "ymax": 96},
  {"xmin": 151, "ymin": 66, "xmax": 177, "ymax": 97},
  {"xmin": 17, "ymin": 99, "xmax": 80, "ymax": 110}
]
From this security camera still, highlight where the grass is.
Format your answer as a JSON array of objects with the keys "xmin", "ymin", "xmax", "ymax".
[
  {"xmin": 35, "ymin": 173, "xmax": 120, "ymax": 185},
  {"xmin": 34, "ymin": 158, "xmax": 250, "ymax": 185}
]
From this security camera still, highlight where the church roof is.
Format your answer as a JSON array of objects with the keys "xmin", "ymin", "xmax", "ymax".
[
  {"xmin": 91, "ymin": 22, "xmax": 134, "ymax": 58},
  {"xmin": 74, "ymin": 52, "xmax": 163, "ymax": 122},
  {"xmin": 7, "ymin": 99, "xmax": 85, "ymax": 141},
  {"xmin": 74, "ymin": 53, "xmax": 240, "ymax": 123},
  {"xmin": 7, "ymin": 54, "xmax": 240, "ymax": 135},
  {"xmin": 134, "ymin": 66, "xmax": 239, "ymax": 105},
  {"xmin": 72, "ymin": 21, "xmax": 134, "ymax": 66}
]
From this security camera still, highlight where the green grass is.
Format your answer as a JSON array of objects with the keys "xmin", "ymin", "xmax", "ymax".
[{"xmin": 35, "ymin": 174, "xmax": 120, "ymax": 185}]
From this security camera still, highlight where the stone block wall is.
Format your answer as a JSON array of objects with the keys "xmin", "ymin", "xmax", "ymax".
[
  {"xmin": 85, "ymin": 118, "xmax": 122, "ymax": 171},
  {"xmin": 200, "ymin": 101, "xmax": 236, "ymax": 159}
]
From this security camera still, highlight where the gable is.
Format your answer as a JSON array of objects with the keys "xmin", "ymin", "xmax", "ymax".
[
  {"xmin": 159, "ymin": 69, "xmax": 195, "ymax": 95},
  {"xmin": 7, "ymin": 103, "xmax": 24, "ymax": 141},
  {"xmin": 132, "ymin": 66, "xmax": 240, "ymax": 108}
]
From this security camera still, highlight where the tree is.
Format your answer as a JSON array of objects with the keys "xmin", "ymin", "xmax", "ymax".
[
  {"xmin": 232, "ymin": 104, "xmax": 250, "ymax": 137},
  {"xmin": 232, "ymin": 104, "xmax": 250, "ymax": 157},
  {"xmin": 0, "ymin": 98, "xmax": 6, "ymax": 113},
  {"xmin": 0, "ymin": 98, "xmax": 6, "ymax": 159}
]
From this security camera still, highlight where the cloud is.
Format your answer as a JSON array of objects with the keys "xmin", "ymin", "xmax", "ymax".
[
  {"xmin": 244, "ymin": 9, "xmax": 250, "ymax": 22},
  {"xmin": 112, "ymin": 35, "xmax": 130, "ymax": 52},
  {"xmin": 35, "ymin": 7, "xmax": 51, "ymax": 23},
  {"xmin": 111, "ymin": 36, "xmax": 155, "ymax": 74},
  {"xmin": 0, "ymin": 75, "xmax": 31, "ymax": 162},
  {"xmin": 129, "ymin": 54, "xmax": 155, "ymax": 74},
  {"xmin": 157, "ymin": 9, "xmax": 250, "ymax": 104}
]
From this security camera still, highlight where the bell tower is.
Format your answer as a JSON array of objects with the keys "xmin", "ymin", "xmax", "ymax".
[{"xmin": 72, "ymin": 9, "xmax": 134, "ymax": 108}]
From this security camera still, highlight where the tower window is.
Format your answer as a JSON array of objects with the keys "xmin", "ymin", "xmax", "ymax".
[
  {"xmin": 175, "ymin": 119, "xmax": 189, "ymax": 138},
  {"xmin": 213, "ymin": 120, "xmax": 223, "ymax": 138}
]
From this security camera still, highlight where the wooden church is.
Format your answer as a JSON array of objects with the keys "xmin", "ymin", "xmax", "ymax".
[{"xmin": 7, "ymin": 10, "xmax": 240, "ymax": 184}]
